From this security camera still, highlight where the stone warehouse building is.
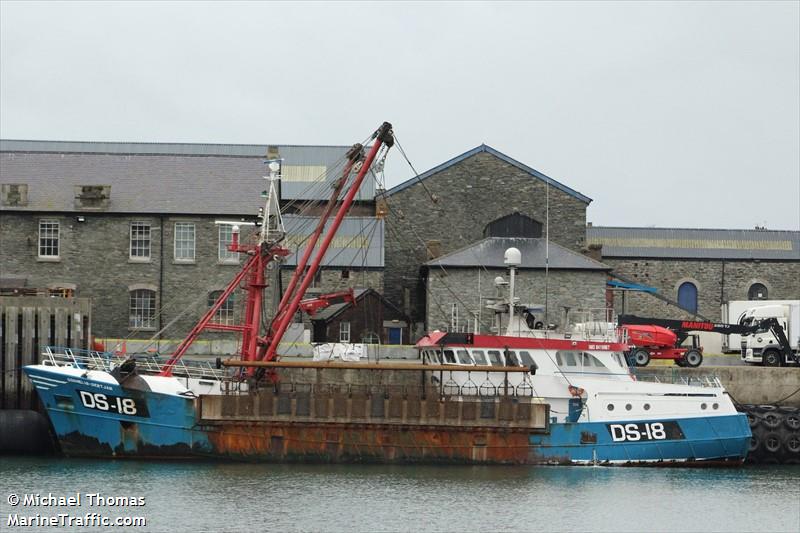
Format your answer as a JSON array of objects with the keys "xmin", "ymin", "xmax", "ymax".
[
  {"xmin": 0, "ymin": 140, "xmax": 387, "ymax": 344},
  {"xmin": 382, "ymin": 144, "xmax": 593, "ymax": 333},
  {"xmin": 587, "ymin": 226, "xmax": 800, "ymax": 322},
  {"xmin": 424, "ymin": 237, "xmax": 610, "ymax": 333},
  {"xmin": 2, "ymin": 139, "xmax": 798, "ymax": 346}
]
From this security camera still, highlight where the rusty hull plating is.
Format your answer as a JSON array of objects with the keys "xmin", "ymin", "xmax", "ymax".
[{"xmin": 198, "ymin": 386, "xmax": 549, "ymax": 464}]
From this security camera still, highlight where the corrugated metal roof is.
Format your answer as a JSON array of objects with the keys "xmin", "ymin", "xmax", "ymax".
[
  {"xmin": 587, "ymin": 226, "xmax": 800, "ymax": 260},
  {"xmin": 282, "ymin": 216, "xmax": 383, "ymax": 268},
  {"xmin": 0, "ymin": 140, "xmax": 374, "ymax": 204},
  {"xmin": 424, "ymin": 237, "xmax": 609, "ymax": 270},
  {"xmin": 385, "ymin": 144, "xmax": 592, "ymax": 204}
]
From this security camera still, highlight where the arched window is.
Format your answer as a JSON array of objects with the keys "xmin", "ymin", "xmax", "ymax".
[
  {"xmin": 208, "ymin": 290, "xmax": 235, "ymax": 325},
  {"xmin": 129, "ymin": 289, "xmax": 156, "ymax": 329},
  {"xmin": 677, "ymin": 282, "xmax": 698, "ymax": 313},
  {"xmin": 748, "ymin": 283, "xmax": 768, "ymax": 300},
  {"xmin": 484, "ymin": 213, "xmax": 543, "ymax": 238}
]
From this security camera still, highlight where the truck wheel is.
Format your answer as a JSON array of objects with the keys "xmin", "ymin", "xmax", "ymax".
[
  {"xmin": 763, "ymin": 349, "xmax": 781, "ymax": 367},
  {"xmin": 785, "ymin": 412, "xmax": 800, "ymax": 431},
  {"xmin": 633, "ymin": 349, "xmax": 650, "ymax": 367},
  {"xmin": 684, "ymin": 350, "xmax": 703, "ymax": 368}
]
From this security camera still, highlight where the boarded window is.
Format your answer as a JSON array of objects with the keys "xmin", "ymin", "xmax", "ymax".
[
  {"xmin": 677, "ymin": 282, "xmax": 698, "ymax": 313},
  {"xmin": 484, "ymin": 213, "xmax": 542, "ymax": 238}
]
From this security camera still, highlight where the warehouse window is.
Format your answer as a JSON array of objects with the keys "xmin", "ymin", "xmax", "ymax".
[
  {"xmin": 130, "ymin": 222, "xmax": 151, "ymax": 260},
  {"xmin": 748, "ymin": 283, "xmax": 768, "ymax": 300},
  {"xmin": 677, "ymin": 282, "xmax": 698, "ymax": 313},
  {"xmin": 208, "ymin": 290, "xmax": 235, "ymax": 325},
  {"xmin": 129, "ymin": 289, "xmax": 156, "ymax": 329},
  {"xmin": 38, "ymin": 219, "xmax": 60, "ymax": 258},
  {"xmin": 174, "ymin": 222, "xmax": 195, "ymax": 262},
  {"xmin": 218, "ymin": 225, "xmax": 239, "ymax": 263},
  {"xmin": 339, "ymin": 322, "xmax": 351, "ymax": 343},
  {"xmin": 484, "ymin": 212, "xmax": 542, "ymax": 238}
]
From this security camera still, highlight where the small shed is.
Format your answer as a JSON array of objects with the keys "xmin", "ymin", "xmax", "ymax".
[{"xmin": 310, "ymin": 289, "xmax": 410, "ymax": 345}]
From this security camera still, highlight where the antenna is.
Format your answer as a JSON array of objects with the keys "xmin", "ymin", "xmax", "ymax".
[
  {"xmin": 260, "ymin": 161, "xmax": 285, "ymax": 245},
  {"xmin": 545, "ymin": 175, "xmax": 549, "ymax": 326}
]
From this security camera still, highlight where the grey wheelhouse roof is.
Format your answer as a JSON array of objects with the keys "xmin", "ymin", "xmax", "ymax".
[
  {"xmin": 385, "ymin": 144, "xmax": 592, "ymax": 204},
  {"xmin": 587, "ymin": 226, "xmax": 800, "ymax": 260},
  {"xmin": 0, "ymin": 139, "xmax": 369, "ymax": 208},
  {"xmin": 424, "ymin": 237, "xmax": 609, "ymax": 270}
]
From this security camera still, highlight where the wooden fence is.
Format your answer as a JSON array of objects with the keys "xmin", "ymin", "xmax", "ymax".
[{"xmin": 0, "ymin": 297, "xmax": 91, "ymax": 409}]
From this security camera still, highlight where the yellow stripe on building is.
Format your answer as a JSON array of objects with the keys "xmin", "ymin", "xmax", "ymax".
[{"xmin": 587, "ymin": 238, "xmax": 793, "ymax": 251}]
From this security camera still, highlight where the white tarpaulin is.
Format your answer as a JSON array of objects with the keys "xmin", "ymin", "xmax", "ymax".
[{"xmin": 312, "ymin": 343, "xmax": 365, "ymax": 362}]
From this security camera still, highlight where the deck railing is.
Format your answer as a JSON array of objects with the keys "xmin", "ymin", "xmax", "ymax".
[{"xmin": 40, "ymin": 346, "xmax": 227, "ymax": 381}]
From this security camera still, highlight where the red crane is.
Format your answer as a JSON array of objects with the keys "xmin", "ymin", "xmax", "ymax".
[{"xmin": 159, "ymin": 122, "xmax": 393, "ymax": 377}]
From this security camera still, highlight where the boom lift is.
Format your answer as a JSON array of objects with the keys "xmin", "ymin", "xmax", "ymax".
[{"xmin": 617, "ymin": 315, "xmax": 797, "ymax": 367}]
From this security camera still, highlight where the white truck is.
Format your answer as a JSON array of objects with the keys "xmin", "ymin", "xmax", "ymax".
[
  {"xmin": 739, "ymin": 303, "xmax": 800, "ymax": 366},
  {"xmin": 721, "ymin": 299, "xmax": 799, "ymax": 352}
]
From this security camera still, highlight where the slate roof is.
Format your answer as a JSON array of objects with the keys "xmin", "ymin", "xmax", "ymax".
[
  {"xmin": 587, "ymin": 226, "xmax": 800, "ymax": 260},
  {"xmin": 385, "ymin": 144, "xmax": 592, "ymax": 204},
  {"xmin": 424, "ymin": 237, "xmax": 609, "ymax": 270},
  {"xmin": 0, "ymin": 139, "xmax": 371, "ymax": 208}
]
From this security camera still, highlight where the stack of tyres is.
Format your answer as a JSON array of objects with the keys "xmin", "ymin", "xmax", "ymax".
[{"xmin": 741, "ymin": 404, "xmax": 800, "ymax": 464}]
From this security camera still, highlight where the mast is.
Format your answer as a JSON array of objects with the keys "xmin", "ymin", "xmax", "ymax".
[{"xmin": 260, "ymin": 122, "xmax": 394, "ymax": 362}]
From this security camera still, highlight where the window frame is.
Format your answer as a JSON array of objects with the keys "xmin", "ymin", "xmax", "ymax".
[
  {"xmin": 339, "ymin": 321, "xmax": 351, "ymax": 343},
  {"xmin": 173, "ymin": 222, "xmax": 196, "ymax": 263},
  {"xmin": 38, "ymin": 219, "xmax": 60, "ymax": 259},
  {"xmin": 208, "ymin": 290, "xmax": 235, "ymax": 325},
  {"xmin": 217, "ymin": 224, "xmax": 239, "ymax": 264},
  {"xmin": 129, "ymin": 221, "xmax": 151, "ymax": 261},
  {"xmin": 129, "ymin": 289, "xmax": 157, "ymax": 330}
]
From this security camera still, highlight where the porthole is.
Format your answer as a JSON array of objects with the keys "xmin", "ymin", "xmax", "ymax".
[
  {"xmin": 643, "ymin": 403, "xmax": 651, "ymax": 411},
  {"xmin": 625, "ymin": 403, "xmax": 632, "ymax": 411},
  {"xmin": 701, "ymin": 403, "xmax": 707, "ymax": 410},
  {"xmin": 713, "ymin": 403, "xmax": 719, "ymax": 410},
  {"xmin": 607, "ymin": 404, "xmax": 614, "ymax": 411}
]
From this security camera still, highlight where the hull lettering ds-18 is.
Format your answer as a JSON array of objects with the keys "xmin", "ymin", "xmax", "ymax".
[{"xmin": 606, "ymin": 421, "xmax": 685, "ymax": 442}]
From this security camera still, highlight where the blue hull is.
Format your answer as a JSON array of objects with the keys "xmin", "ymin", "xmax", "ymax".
[{"xmin": 26, "ymin": 367, "xmax": 750, "ymax": 465}]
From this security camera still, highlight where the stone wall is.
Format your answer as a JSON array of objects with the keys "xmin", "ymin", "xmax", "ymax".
[
  {"xmin": 425, "ymin": 268, "xmax": 607, "ymax": 333},
  {"xmin": 0, "ymin": 212, "xmax": 384, "ymax": 340},
  {"xmin": 604, "ymin": 257, "xmax": 800, "ymax": 321},
  {"xmin": 384, "ymin": 151, "xmax": 589, "ymax": 322}
]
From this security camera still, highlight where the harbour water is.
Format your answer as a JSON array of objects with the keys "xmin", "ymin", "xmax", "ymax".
[{"xmin": 1, "ymin": 458, "xmax": 799, "ymax": 532}]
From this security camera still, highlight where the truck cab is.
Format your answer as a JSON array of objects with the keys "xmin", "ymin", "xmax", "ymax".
[{"xmin": 740, "ymin": 304, "xmax": 800, "ymax": 366}]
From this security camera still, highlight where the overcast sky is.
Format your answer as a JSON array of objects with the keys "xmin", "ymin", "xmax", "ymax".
[{"xmin": 2, "ymin": 1, "xmax": 798, "ymax": 230}]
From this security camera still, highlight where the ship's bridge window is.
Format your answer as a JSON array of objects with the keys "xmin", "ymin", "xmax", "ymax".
[
  {"xmin": 556, "ymin": 351, "xmax": 578, "ymax": 367},
  {"xmin": 443, "ymin": 349, "xmax": 457, "ymax": 364},
  {"xmin": 471, "ymin": 350, "xmax": 489, "ymax": 366},
  {"xmin": 424, "ymin": 350, "xmax": 441, "ymax": 364},
  {"xmin": 506, "ymin": 351, "xmax": 522, "ymax": 366},
  {"xmin": 456, "ymin": 350, "xmax": 474, "ymax": 365},
  {"xmin": 517, "ymin": 351, "xmax": 535, "ymax": 367},
  {"xmin": 487, "ymin": 350, "xmax": 504, "ymax": 366}
]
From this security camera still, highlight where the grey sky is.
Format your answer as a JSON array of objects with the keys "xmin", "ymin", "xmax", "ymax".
[{"xmin": 1, "ymin": 1, "xmax": 798, "ymax": 230}]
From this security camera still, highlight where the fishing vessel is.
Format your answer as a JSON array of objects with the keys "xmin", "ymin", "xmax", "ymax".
[{"xmin": 23, "ymin": 122, "xmax": 750, "ymax": 465}]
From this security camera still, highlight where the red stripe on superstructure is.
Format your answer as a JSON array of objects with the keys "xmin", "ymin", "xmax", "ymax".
[{"xmin": 416, "ymin": 333, "xmax": 627, "ymax": 352}]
